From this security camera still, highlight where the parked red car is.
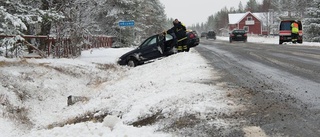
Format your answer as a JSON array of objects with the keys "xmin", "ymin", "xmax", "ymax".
[
  {"xmin": 279, "ymin": 20, "xmax": 303, "ymax": 44},
  {"xmin": 186, "ymin": 30, "xmax": 200, "ymax": 50}
]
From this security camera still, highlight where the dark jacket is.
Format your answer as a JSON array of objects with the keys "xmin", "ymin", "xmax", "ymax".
[{"xmin": 167, "ymin": 22, "xmax": 187, "ymax": 40}]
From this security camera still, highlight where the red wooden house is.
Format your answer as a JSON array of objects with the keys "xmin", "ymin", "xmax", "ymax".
[{"xmin": 228, "ymin": 11, "xmax": 268, "ymax": 35}]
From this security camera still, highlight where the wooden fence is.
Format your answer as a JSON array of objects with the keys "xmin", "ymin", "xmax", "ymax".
[{"xmin": 0, "ymin": 35, "xmax": 114, "ymax": 58}]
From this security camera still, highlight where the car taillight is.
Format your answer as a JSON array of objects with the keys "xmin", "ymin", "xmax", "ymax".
[
  {"xmin": 230, "ymin": 34, "xmax": 234, "ymax": 37},
  {"xmin": 280, "ymin": 36, "xmax": 284, "ymax": 40},
  {"xmin": 244, "ymin": 33, "xmax": 247, "ymax": 36},
  {"xmin": 189, "ymin": 33, "xmax": 195, "ymax": 38}
]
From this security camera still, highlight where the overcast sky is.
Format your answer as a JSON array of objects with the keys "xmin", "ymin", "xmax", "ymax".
[{"xmin": 159, "ymin": 0, "xmax": 262, "ymax": 26}]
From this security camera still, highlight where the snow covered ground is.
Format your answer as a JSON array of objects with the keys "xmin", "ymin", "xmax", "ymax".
[
  {"xmin": 1, "ymin": 47, "xmax": 234, "ymax": 137},
  {"xmin": 218, "ymin": 35, "xmax": 320, "ymax": 47},
  {"xmin": 0, "ymin": 36, "xmax": 319, "ymax": 137}
]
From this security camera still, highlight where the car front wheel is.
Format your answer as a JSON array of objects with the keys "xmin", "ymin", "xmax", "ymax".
[{"xmin": 127, "ymin": 59, "xmax": 137, "ymax": 67}]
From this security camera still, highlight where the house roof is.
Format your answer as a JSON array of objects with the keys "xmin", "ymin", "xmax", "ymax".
[{"xmin": 228, "ymin": 12, "xmax": 266, "ymax": 24}]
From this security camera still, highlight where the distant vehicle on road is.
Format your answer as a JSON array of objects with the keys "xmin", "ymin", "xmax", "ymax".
[
  {"xmin": 279, "ymin": 19, "xmax": 303, "ymax": 44},
  {"xmin": 200, "ymin": 32, "xmax": 207, "ymax": 38},
  {"xmin": 206, "ymin": 31, "xmax": 216, "ymax": 40},
  {"xmin": 229, "ymin": 29, "xmax": 247, "ymax": 43},
  {"xmin": 117, "ymin": 33, "xmax": 175, "ymax": 67}
]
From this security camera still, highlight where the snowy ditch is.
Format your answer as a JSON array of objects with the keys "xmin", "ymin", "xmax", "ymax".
[{"xmin": 0, "ymin": 49, "xmax": 239, "ymax": 136}]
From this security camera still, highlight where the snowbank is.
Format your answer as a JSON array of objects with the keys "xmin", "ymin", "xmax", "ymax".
[{"xmin": 0, "ymin": 48, "xmax": 231, "ymax": 137}]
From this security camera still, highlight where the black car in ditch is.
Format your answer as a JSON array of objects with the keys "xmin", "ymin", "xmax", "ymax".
[
  {"xmin": 117, "ymin": 33, "xmax": 176, "ymax": 67},
  {"xmin": 229, "ymin": 29, "xmax": 247, "ymax": 43}
]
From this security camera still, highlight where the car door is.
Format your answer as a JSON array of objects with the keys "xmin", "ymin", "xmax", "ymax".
[
  {"xmin": 163, "ymin": 34, "xmax": 174, "ymax": 53},
  {"xmin": 138, "ymin": 35, "xmax": 162, "ymax": 61}
]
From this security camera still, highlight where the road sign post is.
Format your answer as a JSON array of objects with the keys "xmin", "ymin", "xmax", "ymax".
[
  {"xmin": 119, "ymin": 21, "xmax": 135, "ymax": 27},
  {"xmin": 119, "ymin": 21, "xmax": 135, "ymax": 46}
]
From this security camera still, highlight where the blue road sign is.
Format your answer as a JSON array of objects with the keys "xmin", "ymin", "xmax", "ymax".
[{"xmin": 119, "ymin": 21, "xmax": 135, "ymax": 26}]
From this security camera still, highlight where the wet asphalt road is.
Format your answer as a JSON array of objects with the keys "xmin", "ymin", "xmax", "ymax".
[{"xmin": 194, "ymin": 39, "xmax": 320, "ymax": 137}]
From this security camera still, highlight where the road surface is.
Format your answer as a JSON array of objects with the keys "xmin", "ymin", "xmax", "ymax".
[{"xmin": 194, "ymin": 39, "xmax": 320, "ymax": 137}]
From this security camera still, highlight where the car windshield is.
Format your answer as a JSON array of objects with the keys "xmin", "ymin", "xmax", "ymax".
[
  {"xmin": 280, "ymin": 21, "xmax": 302, "ymax": 30},
  {"xmin": 139, "ymin": 34, "xmax": 173, "ymax": 48},
  {"xmin": 140, "ymin": 36, "xmax": 157, "ymax": 48},
  {"xmin": 280, "ymin": 22, "xmax": 291, "ymax": 30}
]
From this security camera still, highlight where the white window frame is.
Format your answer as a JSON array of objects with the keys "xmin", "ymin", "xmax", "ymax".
[{"xmin": 247, "ymin": 16, "xmax": 252, "ymax": 21}]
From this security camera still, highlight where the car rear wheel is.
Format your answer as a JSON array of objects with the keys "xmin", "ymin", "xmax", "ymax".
[
  {"xmin": 279, "ymin": 40, "xmax": 283, "ymax": 45},
  {"xmin": 127, "ymin": 59, "xmax": 137, "ymax": 67}
]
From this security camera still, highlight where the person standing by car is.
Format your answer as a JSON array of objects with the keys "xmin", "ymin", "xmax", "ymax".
[
  {"xmin": 164, "ymin": 19, "xmax": 188, "ymax": 52},
  {"xmin": 291, "ymin": 20, "xmax": 299, "ymax": 43}
]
